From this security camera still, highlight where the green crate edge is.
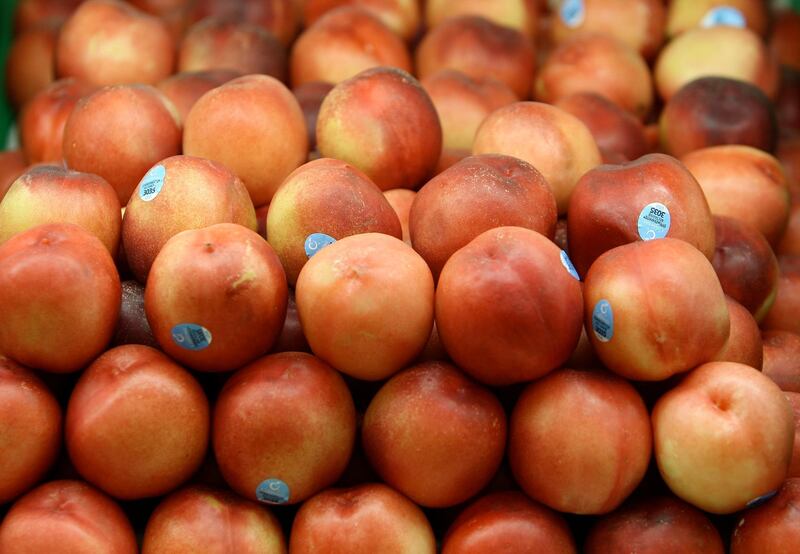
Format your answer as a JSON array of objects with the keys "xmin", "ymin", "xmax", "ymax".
[{"xmin": 1, "ymin": 0, "xmax": 17, "ymax": 151}]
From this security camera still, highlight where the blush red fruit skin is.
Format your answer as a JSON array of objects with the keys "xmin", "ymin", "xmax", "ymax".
[
  {"xmin": 711, "ymin": 296, "xmax": 763, "ymax": 370},
  {"xmin": 142, "ymin": 485, "xmax": 287, "ymax": 554},
  {"xmin": 535, "ymin": 33, "xmax": 654, "ymax": 120},
  {"xmin": 472, "ymin": 101, "xmax": 602, "ymax": 214},
  {"xmin": 56, "ymin": 0, "xmax": 175, "ymax": 86},
  {"xmin": 761, "ymin": 331, "xmax": 800, "ymax": 393},
  {"xmin": 289, "ymin": 6, "xmax": 413, "ymax": 87},
  {"xmin": 415, "ymin": 15, "xmax": 535, "ymax": 101},
  {"xmin": 18, "ymin": 78, "xmax": 96, "ymax": 165},
  {"xmin": 0, "ymin": 480, "xmax": 138, "ymax": 554},
  {"xmin": 213, "ymin": 352, "xmax": 356, "ymax": 505},
  {"xmin": 121, "ymin": 154, "xmax": 258, "ymax": 284},
  {"xmin": 65, "ymin": 345, "xmax": 210, "ymax": 500},
  {"xmin": 761, "ymin": 257, "xmax": 800, "ymax": 335},
  {"xmin": 0, "ymin": 223, "xmax": 121, "ymax": 373},
  {"xmin": 62, "ymin": 83, "xmax": 182, "ymax": 205},
  {"xmin": 177, "ymin": 17, "xmax": 287, "ymax": 81},
  {"xmin": 435, "ymin": 226, "xmax": 583, "ymax": 386},
  {"xmin": 508, "ymin": 368, "xmax": 652, "ymax": 515},
  {"xmin": 145, "ymin": 223, "xmax": 288, "ymax": 372},
  {"xmin": 441, "ymin": 491, "xmax": 577, "ymax": 554},
  {"xmin": 420, "ymin": 69, "xmax": 518, "ymax": 152},
  {"xmin": 730, "ymin": 478, "xmax": 800, "ymax": 553},
  {"xmin": 786, "ymin": 392, "xmax": 800, "ymax": 478},
  {"xmin": 304, "ymin": 0, "xmax": 421, "ymax": 42},
  {"xmin": 583, "ymin": 495, "xmax": 725, "ymax": 554},
  {"xmin": 155, "ymin": 69, "xmax": 241, "ymax": 126},
  {"xmin": 583, "ymin": 238, "xmax": 729, "ymax": 381},
  {"xmin": 361, "ymin": 361, "xmax": 506, "ymax": 508},
  {"xmin": 0, "ymin": 150, "xmax": 27, "ymax": 201},
  {"xmin": 5, "ymin": 23, "xmax": 58, "ymax": 109},
  {"xmin": 183, "ymin": 74, "xmax": 308, "ymax": 207},
  {"xmin": 652, "ymin": 362, "xmax": 794, "ymax": 514},
  {"xmin": 659, "ymin": 76, "xmax": 778, "ymax": 158},
  {"xmin": 383, "ymin": 188, "xmax": 415, "ymax": 244},
  {"xmin": 554, "ymin": 92, "xmax": 649, "ymax": 162},
  {"xmin": 409, "ymin": 154, "xmax": 557, "ymax": 280},
  {"xmin": 0, "ymin": 164, "xmax": 122, "ymax": 257},
  {"xmin": 0, "ymin": 356, "xmax": 62, "ymax": 504},
  {"xmin": 295, "ymin": 233, "xmax": 434, "ymax": 381},
  {"xmin": 316, "ymin": 66, "xmax": 442, "ymax": 191},
  {"xmin": 712, "ymin": 215, "xmax": 779, "ymax": 321},
  {"xmin": 681, "ymin": 145, "xmax": 790, "ymax": 247},
  {"xmin": 265, "ymin": 157, "xmax": 402, "ymax": 286},
  {"xmin": 185, "ymin": 0, "xmax": 297, "ymax": 46},
  {"xmin": 13, "ymin": 0, "xmax": 83, "ymax": 33},
  {"xmin": 289, "ymin": 483, "xmax": 437, "ymax": 554},
  {"xmin": 567, "ymin": 153, "xmax": 715, "ymax": 277}
]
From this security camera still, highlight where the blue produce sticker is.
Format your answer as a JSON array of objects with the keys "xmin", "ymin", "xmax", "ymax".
[
  {"xmin": 746, "ymin": 489, "xmax": 778, "ymax": 508},
  {"xmin": 560, "ymin": 0, "xmax": 585, "ymax": 28},
  {"xmin": 304, "ymin": 232, "xmax": 336, "ymax": 258},
  {"xmin": 560, "ymin": 250, "xmax": 580, "ymax": 280},
  {"xmin": 592, "ymin": 300, "xmax": 614, "ymax": 342},
  {"xmin": 700, "ymin": 6, "xmax": 746, "ymax": 28},
  {"xmin": 138, "ymin": 164, "xmax": 166, "ymax": 202},
  {"xmin": 256, "ymin": 478, "xmax": 290, "ymax": 505},
  {"xmin": 637, "ymin": 202, "xmax": 671, "ymax": 241},
  {"xmin": 171, "ymin": 323, "xmax": 212, "ymax": 351}
]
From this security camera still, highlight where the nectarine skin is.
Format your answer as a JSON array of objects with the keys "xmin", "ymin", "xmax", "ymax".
[
  {"xmin": 509, "ymin": 368, "xmax": 652, "ymax": 515},
  {"xmin": 409, "ymin": 154, "xmax": 557, "ymax": 280},
  {"xmin": 0, "ymin": 357, "xmax": 62, "ymax": 504},
  {"xmin": 316, "ymin": 66, "xmax": 442, "ymax": 191},
  {"xmin": 567, "ymin": 153, "xmax": 716, "ymax": 277},
  {"xmin": 583, "ymin": 238, "xmax": 729, "ymax": 381},
  {"xmin": 435, "ymin": 226, "xmax": 583, "ymax": 385},
  {"xmin": 65, "ymin": 345, "xmax": 210, "ymax": 499},
  {"xmin": 442, "ymin": 491, "xmax": 577, "ymax": 554},
  {"xmin": 584, "ymin": 496, "xmax": 724, "ymax": 554},
  {"xmin": 0, "ymin": 480, "xmax": 138, "ymax": 553},
  {"xmin": 362, "ymin": 361, "xmax": 506, "ymax": 508},
  {"xmin": 653, "ymin": 362, "xmax": 794, "ymax": 514},
  {"xmin": 142, "ymin": 485, "xmax": 287, "ymax": 554},
  {"xmin": 290, "ymin": 483, "xmax": 437, "ymax": 553},
  {"xmin": 0, "ymin": 223, "xmax": 121, "ymax": 373},
  {"xmin": 183, "ymin": 74, "xmax": 308, "ymax": 207},
  {"xmin": 213, "ymin": 352, "xmax": 356, "ymax": 505}
]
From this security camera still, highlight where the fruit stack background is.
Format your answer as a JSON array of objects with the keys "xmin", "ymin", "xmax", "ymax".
[{"xmin": 1, "ymin": 0, "xmax": 800, "ymax": 552}]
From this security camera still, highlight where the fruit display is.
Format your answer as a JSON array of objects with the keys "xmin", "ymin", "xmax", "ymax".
[{"xmin": 2, "ymin": 0, "xmax": 800, "ymax": 552}]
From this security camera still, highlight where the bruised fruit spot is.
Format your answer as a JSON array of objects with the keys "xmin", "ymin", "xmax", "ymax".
[{"xmin": 229, "ymin": 269, "xmax": 257, "ymax": 293}]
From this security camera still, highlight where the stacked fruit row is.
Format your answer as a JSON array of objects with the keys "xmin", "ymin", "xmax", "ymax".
[{"xmin": 1, "ymin": 0, "xmax": 800, "ymax": 552}]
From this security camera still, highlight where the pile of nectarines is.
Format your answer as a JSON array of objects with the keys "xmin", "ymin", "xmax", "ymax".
[{"xmin": 2, "ymin": 0, "xmax": 800, "ymax": 552}]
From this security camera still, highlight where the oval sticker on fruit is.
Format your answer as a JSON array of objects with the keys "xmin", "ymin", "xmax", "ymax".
[
  {"xmin": 304, "ymin": 232, "xmax": 336, "ymax": 258},
  {"xmin": 256, "ymin": 478, "xmax": 290, "ymax": 505},
  {"xmin": 637, "ymin": 202, "xmax": 671, "ymax": 241},
  {"xmin": 746, "ymin": 489, "xmax": 778, "ymax": 508},
  {"xmin": 171, "ymin": 323, "xmax": 212, "ymax": 351},
  {"xmin": 560, "ymin": 250, "xmax": 580, "ymax": 280},
  {"xmin": 700, "ymin": 6, "xmax": 746, "ymax": 29},
  {"xmin": 138, "ymin": 164, "xmax": 166, "ymax": 202},
  {"xmin": 560, "ymin": 0, "xmax": 585, "ymax": 28},
  {"xmin": 592, "ymin": 299, "xmax": 614, "ymax": 342}
]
